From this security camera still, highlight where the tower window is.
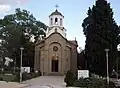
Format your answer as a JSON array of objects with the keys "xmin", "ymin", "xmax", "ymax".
[
  {"xmin": 60, "ymin": 18, "xmax": 62, "ymax": 25},
  {"xmin": 55, "ymin": 18, "xmax": 58, "ymax": 22},
  {"xmin": 55, "ymin": 18, "xmax": 58, "ymax": 25},
  {"xmin": 51, "ymin": 18, "xmax": 53, "ymax": 25}
]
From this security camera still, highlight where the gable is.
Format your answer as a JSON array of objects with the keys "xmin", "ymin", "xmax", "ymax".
[
  {"xmin": 35, "ymin": 32, "xmax": 78, "ymax": 53},
  {"xmin": 45, "ymin": 32, "xmax": 67, "ymax": 41},
  {"xmin": 45, "ymin": 33, "xmax": 67, "ymax": 49}
]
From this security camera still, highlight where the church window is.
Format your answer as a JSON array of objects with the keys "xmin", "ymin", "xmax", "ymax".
[
  {"xmin": 60, "ymin": 18, "xmax": 62, "ymax": 25},
  {"xmin": 51, "ymin": 18, "xmax": 53, "ymax": 25},
  {"xmin": 53, "ymin": 46, "xmax": 58, "ymax": 52},
  {"xmin": 55, "ymin": 18, "xmax": 58, "ymax": 25}
]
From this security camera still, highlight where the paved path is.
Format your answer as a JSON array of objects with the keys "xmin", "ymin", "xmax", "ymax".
[
  {"xmin": 22, "ymin": 76, "xmax": 66, "ymax": 88},
  {"xmin": 0, "ymin": 81, "xmax": 27, "ymax": 88}
]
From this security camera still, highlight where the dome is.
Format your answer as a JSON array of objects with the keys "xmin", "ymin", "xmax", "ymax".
[{"xmin": 49, "ymin": 9, "xmax": 63, "ymax": 17}]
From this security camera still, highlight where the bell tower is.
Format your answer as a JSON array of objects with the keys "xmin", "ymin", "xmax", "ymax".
[{"xmin": 46, "ymin": 5, "xmax": 66, "ymax": 38}]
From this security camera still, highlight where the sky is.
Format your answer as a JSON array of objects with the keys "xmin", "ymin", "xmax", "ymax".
[{"xmin": 0, "ymin": 0, "xmax": 119, "ymax": 50}]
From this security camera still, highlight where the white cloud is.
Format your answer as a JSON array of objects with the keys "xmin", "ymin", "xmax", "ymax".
[
  {"xmin": 0, "ymin": 4, "xmax": 11, "ymax": 13},
  {"xmin": 0, "ymin": 0, "xmax": 26, "ymax": 5},
  {"xmin": 0, "ymin": 0, "xmax": 29, "ymax": 14}
]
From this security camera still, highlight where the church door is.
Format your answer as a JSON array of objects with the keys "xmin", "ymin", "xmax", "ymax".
[{"xmin": 52, "ymin": 60, "xmax": 58, "ymax": 72}]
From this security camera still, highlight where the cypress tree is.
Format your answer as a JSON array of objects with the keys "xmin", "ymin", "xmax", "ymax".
[{"xmin": 82, "ymin": 0, "xmax": 120, "ymax": 76}]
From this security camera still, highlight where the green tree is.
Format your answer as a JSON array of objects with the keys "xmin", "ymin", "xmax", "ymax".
[
  {"xmin": 0, "ymin": 8, "xmax": 47, "ymax": 69},
  {"xmin": 82, "ymin": 0, "xmax": 120, "ymax": 76},
  {"xmin": 116, "ymin": 52, "xmax": 120, "ymax": 74}
]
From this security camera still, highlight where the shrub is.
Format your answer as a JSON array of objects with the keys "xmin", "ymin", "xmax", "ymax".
[
  {"xmin": 22, "ymin": 72, "xmax": 32, "ymax": 81},
  {"xmin": 0, "ymin": 74, "xmax": 17, "ymax": 82},
  {"xmin": 12, "ymin": 72, "xmax": 20, "ymax": 82},
  {"xmin": 0, "ymin": 77, "xmax": 3, "ymax": 81},
  {"xmin": 64, "ymin": 70, "xmax": 76, "ymax": 87},
  {"xmin": 31, "ymin": 71, "xmax": 41, "ymax": 77},
  {"xmin": 72, "ymin": 77, "xmax": 116, "ymax": 88},
  {"xmin": 0, "ymin": 71, "xmax": 42, "ymax": 82},
  {"xmin": 22, "ymin": 71, "xmax": 41, "ymax": 81}
]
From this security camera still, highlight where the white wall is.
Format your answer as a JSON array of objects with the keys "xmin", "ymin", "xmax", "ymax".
[
  {"xmin": 46, "ymin": 27, "xmax": 66, "ymax": 38},
  {"xmin": 49, "ymin": 15, "xmax": 64, "ymax": 27}
]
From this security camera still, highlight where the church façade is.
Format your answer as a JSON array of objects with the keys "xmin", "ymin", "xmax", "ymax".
[{"xmin": 34, "ymin": 9, "xmax": 78, "ymax": 75}]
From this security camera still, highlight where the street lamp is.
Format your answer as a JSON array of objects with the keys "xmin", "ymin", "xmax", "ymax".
[
  {"xmin": 104, "ymin": 48, "xmax": 110, "ymax": 85},
  {"xmin": 20, "ymin": 47, "xmax": 24, "ymax": 82},
  {"xmin": 117, "ymin": 44, "xmax": 120, "ymax": 80},
  {"xmin": 14, "ymin": 54, "xmax": 16, "ymax": 73},
  {"xmin": 13, "ymin": 48, "xmax": 16, "ymax": 73}
]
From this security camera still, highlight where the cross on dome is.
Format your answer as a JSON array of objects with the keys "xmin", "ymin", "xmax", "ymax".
[
  {"xmin": 55, "ymin": 4, "xmax": 59, "ymax": 9},
  {"xmin": 49, "ymin": 5, "xmax": 63, "ymax": 17}
]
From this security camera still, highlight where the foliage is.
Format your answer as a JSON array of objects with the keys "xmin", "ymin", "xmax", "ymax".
[
  {"xmin": 72, "ymin": 77, "xmax": 116, "ymax": 88},
  {"xmin": 12, "ymin": 72, "xmax": 20, "ymax": 82},
  {"xmin": 77, "ymin": 50, "xmax": 86, "ymax": 70},
  {"xmin": 0, "ymin": 8, "xmax": 47, "ymax": 68},
  {"xmin": 0, "ymin": 71, "xmax": 41, "ymax": 82},
  {"xmin": 116, "ymin": 53, "xmax": 120, "ymax": 72},
  {"xmin": 0, "ymin": 74, "xmax": 16, "ymax": 82},
  {"xmin": 82, "ymin": 0, "xmax": 120, "ymax": 76},
  {"xmin": 64, "ymin": 70, "xmax": 76, "ymax": 87},
  {"xmin": 22, "ymin": 72, "xmax": 41, "ymax": 81},
  {"xmin": 0, "ymin": 77, "xmax": 3, "ymax": 81},
  {"xmin": 14, "ymin": 72, "xmax": 41, "ymax": 81},
  {"xmin": 22, "ymin": 72, "xmax": 32, "ymax": 81}
]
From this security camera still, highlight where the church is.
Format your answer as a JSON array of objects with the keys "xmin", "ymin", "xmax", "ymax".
[{"xmin": 34, "ymin": 8, "xmax": 78, "ymax": 75}]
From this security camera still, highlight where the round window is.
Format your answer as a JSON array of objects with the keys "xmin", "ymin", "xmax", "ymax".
[{"xmin": 53, "ymin": 46, "xmax": 58, "ymax": 52}]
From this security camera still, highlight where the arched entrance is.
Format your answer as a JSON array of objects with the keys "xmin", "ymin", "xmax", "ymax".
[
  {"xmin": 48, "ymin": 42, "xmax": 61, "ymax": 73},
  {"xmin": 52, "ymin": 60, "xmax": 58, "ymax": 72},
  {"xmin": 51, "ymin": 55, "xmax": 59, "ymax": 72}
]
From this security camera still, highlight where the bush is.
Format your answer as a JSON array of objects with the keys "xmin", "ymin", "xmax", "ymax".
[
  {"xmin": 12, "ymin": 72, "xmax": 20, "ymax": 82},
  {"xmin": 31, "ymin": 72, "xmax": 41, "ymax": 78},
  {"xmin": 0, "ymin": 74, "xmax": 17, "ymax": 82},
  {"xmin": 0, "ymin": 77, "xmax": 3, "ymax": 81},
  {"xmin": 0, "ymin": 71, "xmax": 42, "ymax": 82},
  {"xmin": 64, "ymin": 70, "xmax": 76, "ymax": 87},
  {"xmin": 22, "ymin": 71, "xmax": 41, "ymax": 81},
  {"xmin": 22, "ymin": 72, "xmax": 32, "ymax": 81},
  {"xmin": 72, "ymin": 77, "xmax": 116, "ymax": 88},
  {"xmin": 13, "ymin": 72, "xmax": 41, "ymax": 82}
]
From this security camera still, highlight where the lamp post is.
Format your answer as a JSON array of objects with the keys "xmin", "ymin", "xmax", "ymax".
[
  {"xmin": 13, "ymin": 48, "xmax": 16, "ymax": 73},
  {"xmin": 14, "ymin": 56, "xmax": 16, "ymax": 73},
  {"xmin": 104, "ymin": 48, "xmax": 109, "ymax": 85},
  {"xmin": 116, "ymin": 35, "xmax": 120, "ymax": 80},
  {"xmin": 20, "ymin": 47, "xmax": 24, "ymax": 82},
  {"xmin": 117, "ymin": 44, "xmax": 120, "ymax": 80}
]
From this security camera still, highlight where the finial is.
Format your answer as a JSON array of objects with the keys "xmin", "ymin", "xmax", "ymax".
[
  {"xmin": 75, "ymin": 37, "xmax": 76, "ymax": 40},
  {"xmin": 55, "ymin": 4, "xmax": 59, "ymax": 9}
]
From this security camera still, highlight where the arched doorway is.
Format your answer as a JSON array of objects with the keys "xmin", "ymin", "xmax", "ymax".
[
  {"xmin": 51, "ymin": 55, "xmax": 59, "ymax": 72},
  {"xmin": 48, "ymin": 42, "xmax": 61, "ymax": 73}
]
